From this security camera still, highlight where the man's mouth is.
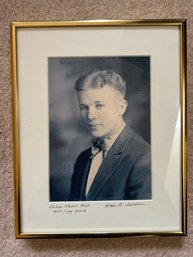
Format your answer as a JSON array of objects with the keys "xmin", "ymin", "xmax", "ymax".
[{"xmin": 87, "ymin": 124, "xmax": 101, "ymax": 129}]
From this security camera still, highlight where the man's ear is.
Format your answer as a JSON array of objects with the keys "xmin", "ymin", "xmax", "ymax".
[{"xmin": 119, "ymin": 99, "xmax": 128, "ymax": 115}]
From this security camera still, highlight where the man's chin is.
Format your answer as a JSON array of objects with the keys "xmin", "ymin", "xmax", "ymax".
[{"xmin": 89, "ymin": 131, "xmax": 105, "ymax": 139}]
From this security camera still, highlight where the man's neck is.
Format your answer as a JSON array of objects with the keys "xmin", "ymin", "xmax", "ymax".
[
  {"xmin": 97, "ymin": 121, "xmax": 126, "ymax": 152},
  {"xmin": 101, "ymin": 119, "xmax": 125, "ymax": 140}
]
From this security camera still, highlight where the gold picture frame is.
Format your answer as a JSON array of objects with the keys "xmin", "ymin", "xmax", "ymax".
[{"xmin": 11, "ymin": 19, "xmax": 187, "ymax": 238}]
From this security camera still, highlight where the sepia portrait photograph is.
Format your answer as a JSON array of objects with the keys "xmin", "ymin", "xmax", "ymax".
[{"xmin": 49, "ymin": 57, "xmax": 151, "ymax": 202}]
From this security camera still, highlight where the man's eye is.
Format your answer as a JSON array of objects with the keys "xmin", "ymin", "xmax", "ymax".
[
  {"xmin": 80, "ymin": 106, "xmax": 88, "ymax": 111},
  {"xmin": 96, "ymin": 103, "xmax": 104, "ymax": 109}
]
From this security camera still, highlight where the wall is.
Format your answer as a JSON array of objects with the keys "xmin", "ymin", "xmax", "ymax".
[{"xmin": 0, "ymin": 0, "xmax": 193, "ymax": 256}]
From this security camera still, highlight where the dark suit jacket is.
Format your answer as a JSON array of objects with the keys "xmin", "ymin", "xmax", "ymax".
[{"xmin": 69, "ymin": 126, "xmax": 151, "ymax": 201}]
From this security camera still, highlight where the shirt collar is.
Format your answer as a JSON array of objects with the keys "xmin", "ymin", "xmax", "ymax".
[{"xmin": 106, "ymin": 122, "xmax": 126, "ymax": 150}]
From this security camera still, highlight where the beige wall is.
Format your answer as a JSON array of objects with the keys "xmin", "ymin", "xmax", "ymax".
[{"xmin": 0, "ymin": 0, "xmax": 193, "ymax": 256}]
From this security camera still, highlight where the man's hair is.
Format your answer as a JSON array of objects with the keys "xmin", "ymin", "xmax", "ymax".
[{"xmin": 75, "ymin": 70, "xmax": 126, "ymax": 98}]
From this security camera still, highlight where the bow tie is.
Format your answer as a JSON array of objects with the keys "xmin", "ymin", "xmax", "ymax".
[
  {"xmin": 91, "ymin": 138, "xmax": 105, "ymax": 151},
  {"xmin": 91, "ymin": 138, "xmax": 110, "ymax": 158}
]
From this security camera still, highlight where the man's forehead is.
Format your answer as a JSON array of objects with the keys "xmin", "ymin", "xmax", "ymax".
[{"xmin": 77, "ymin": 85, "xmax": 121, "ymax": 98}]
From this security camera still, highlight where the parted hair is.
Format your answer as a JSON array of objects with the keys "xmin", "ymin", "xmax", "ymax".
[{"xmin": 75, "ymin": 70, "xmax": 126, "ymax": 98}]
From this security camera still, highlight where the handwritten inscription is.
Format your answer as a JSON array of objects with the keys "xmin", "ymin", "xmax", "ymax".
[
  {"xmin": 49, "ymin": 203, "xmax": 91, "ymax": 215},
  {"xmin": 49, "ymin": 201, "xmax": 147, "ymax": 215},
  {"xmin": 105, "ymin": 202, "xmax": 146, "ymax": 208}
]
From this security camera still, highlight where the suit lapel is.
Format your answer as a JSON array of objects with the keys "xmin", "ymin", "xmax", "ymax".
[
  {"xmin": 86, "ymin": 126, "xmax": 134, "ymax": 200},
  {"xmin": 80, "ymin": 158, "xmax": 92, "ymax": 200}
]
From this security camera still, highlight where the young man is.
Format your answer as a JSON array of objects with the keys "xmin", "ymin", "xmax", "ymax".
[{"xmin": 69, "ymin": 70, "xmax": 151, "ymax": 201}]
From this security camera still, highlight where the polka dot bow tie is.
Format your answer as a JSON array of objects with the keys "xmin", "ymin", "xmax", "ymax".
[
  {"xmin": 91, "ymin": 138, "xmax": 105, "ymax": 150},
  {"xmin": 91, "ymin": 138, "xmax": 109, "ymax": 158}
]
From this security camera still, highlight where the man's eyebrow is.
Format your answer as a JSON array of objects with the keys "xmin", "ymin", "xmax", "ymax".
[
  {"xmin": 79, "ymin": 101, "xmax": 104, "ymax": 106},
  {"xmin": 94, "ymin": 101, "xmax": 103, "ymax": 103}
]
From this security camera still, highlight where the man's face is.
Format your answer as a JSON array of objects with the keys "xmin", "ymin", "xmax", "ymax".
[{"xmin": 77, "ymin": 85, "xmax": 127, "ymax": 138}]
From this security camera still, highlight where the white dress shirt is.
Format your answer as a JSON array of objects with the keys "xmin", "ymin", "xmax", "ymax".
[{"xmin": 86, "ymin": 122, "xmax": 126, "ymax": 195}]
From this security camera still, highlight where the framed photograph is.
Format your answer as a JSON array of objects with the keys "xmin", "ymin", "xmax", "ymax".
[{"xmin": 11, "ymin": 19, "xmax": 187, "ymax": 238}]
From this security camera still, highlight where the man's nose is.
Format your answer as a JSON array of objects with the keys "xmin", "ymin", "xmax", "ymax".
[{"xmin": 87, "ymin": 107, "xmax": 96, "ymax": 120}]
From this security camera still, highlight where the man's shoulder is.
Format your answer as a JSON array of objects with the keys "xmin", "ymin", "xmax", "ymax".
[
  {"xmin": 75, "ymin": 147, "xmax": 91, "ymax": 163},
  {"xmin": 130, "ymin": 129, "xmax": 150, "ymax": 150},
  {"xmin": 118, "ymin": 126, "xmax": 150, "ymax": 158},
  {"xmin": 118, "ymin": 125, "xmax": 149, "ymax": 148},
  {"xmin": 119, "ymin": 127, "xmax": 151, "ymax": 173}
]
